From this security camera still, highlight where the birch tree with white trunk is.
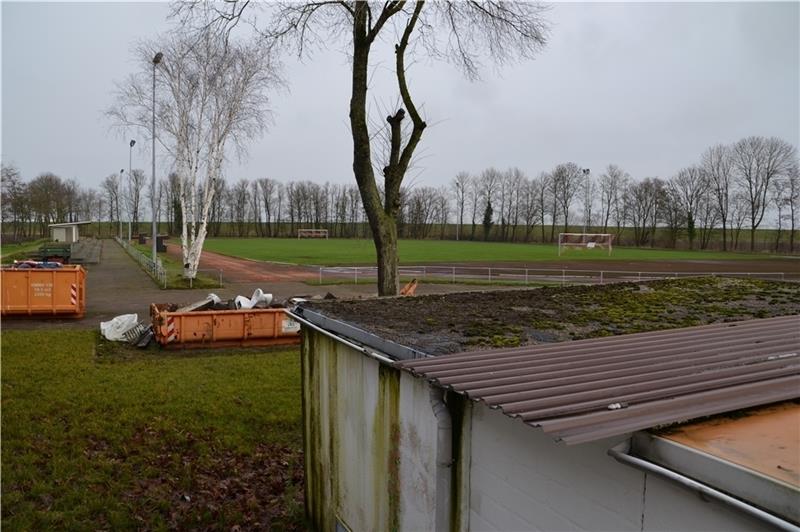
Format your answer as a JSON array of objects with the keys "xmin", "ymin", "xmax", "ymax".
[{"xmin": 109, "ymin": 25, "xmax": 279, "ymax": 278}]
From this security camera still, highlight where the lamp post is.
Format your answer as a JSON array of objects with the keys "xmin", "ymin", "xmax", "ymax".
[
  {"xmin": 128, "ymin": 140, "xmax": 135, "ymax": 241},
  {"xmin": 119, "ymin": 168, "xmax": 125, "ymax": 238},
  {"xmin": 582, "ymin": 168, "xmax": 590, "ymax": 234},
  {"xmin": 151, "ymin": 52, "xmax": 163, "ymax": 264}
]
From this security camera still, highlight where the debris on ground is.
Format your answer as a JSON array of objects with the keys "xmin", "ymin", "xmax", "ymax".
[
  {"xmin": 100, "ymin": 314, "xmax": 139, "ymax": 341},
  {"xmin": 400, "ymin": 278, "xmax": 418, "ymax": 296},
  {"xmin": 234, "ymin": 288, "xmax": 272, "ymax": 309}
]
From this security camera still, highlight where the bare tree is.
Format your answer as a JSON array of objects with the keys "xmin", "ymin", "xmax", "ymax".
[
  {"xmin": 551, "ymin": 162, "xmax": 582, "ymax": 233},
  {"xmin": 701, "ymin": 144, "xmax": 734, "ymax": 251},
  {"xmin": 101, "ymin": 173, "xmax": 122, "ymax": 236},
  {"xmin": 260, "ymin": 178, "xmax": 281, "ymax": 237},
  {"xmin": 599, "ymin": 164, "xmax": 628, "ymax": 233},
  {"xmin": 521, "ymin": 175, "xmax": 542, "ymax": 241},
  {"xmin": 669, "ymin": 165, "xmax": 707, "ymax": 250},
  {"xmin": 505, "ymin": 167, "xmax": 525, "ymax": 241},
  {"xmin": 729, "ymin": 191, "xmax": 749, "ymax": 251},
  {"xmin": 695, "ymin": 193, "xmax": 720, "ymax": 250},
  {"xmin": 183, "ymin": 1, "xmax": 549, "ymax": 294},
  {"xmin": 468, "ymin": 174, "xmax": 481, "ymax": 240},
  {"xmin": 537, "ymin": 171, "xmax": 551, "ymax": 242},
  {"xmin": 451, "ymin": 171, "xmax": 469, "ymax": 241},
  {"xmin": 626, "ymin": 178, "xmax": 664, "ymax": 247},
  {"xmin": 771, "ymin": 177, "xmax": 789, "ymax": 252},
  {"xmin": 786, "ymin": 163, "xmax": 799, "ymax": 253},
  {"xmin": 2, "ymin": 164, "xmax": 29, "ymax": 239},
  {"xmin": 731, "ymin": 136, "xmax": 797, "ymax": 251},
  {"xmin": 109, "ymin": 24, "xmax": 279, "ymax": 278}
]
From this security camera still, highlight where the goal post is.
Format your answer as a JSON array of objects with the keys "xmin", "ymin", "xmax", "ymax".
[
  {"xmin": 297, "ymin": 228, "xmax": 329, "ymax": 239},
  {"xmin": 558, "ymin": 233, "xmax": 613, "ymax": 256}
]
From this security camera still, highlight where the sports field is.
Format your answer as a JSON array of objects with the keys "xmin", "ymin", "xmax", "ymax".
[{"xmin": 203, "ymin": 238, "xmax": 776, "ymax": 266}]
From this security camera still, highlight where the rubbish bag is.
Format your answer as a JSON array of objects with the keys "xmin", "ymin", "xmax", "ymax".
[
  {"xmin": 100, "ymin": 313, "xmax": 139, "ymax": 341},
  {"xmin": 234, "ymin": 288, "xmax": 273, "ymax": 309}
]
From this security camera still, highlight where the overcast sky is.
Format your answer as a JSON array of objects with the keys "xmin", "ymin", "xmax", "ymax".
[{"xmin": 2, "ymin": 1, "xmax": 798, "ymax": 190}]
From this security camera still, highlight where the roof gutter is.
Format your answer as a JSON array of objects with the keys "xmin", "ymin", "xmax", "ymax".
[
  {"xmin": 608, "ymin": 441, "xmax": 799, "ymax": 532},
  {"xmin": 287, "ymin": 309, "xmax": 395, "ymax": 365}
]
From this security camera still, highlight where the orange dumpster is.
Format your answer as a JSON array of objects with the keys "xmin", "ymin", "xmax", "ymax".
[
  {"xmin": 150, "ymin": 305, "xmax": 301, "ymax": 349},
  {"xmin": 1, "ymin": 265, "xmax": 87, "ymax": 318}
]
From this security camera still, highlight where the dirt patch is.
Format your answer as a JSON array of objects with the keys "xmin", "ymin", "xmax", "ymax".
[
  {"xmin": 166, "ymin": 245, "xmax": 317, "ymax": 283},
  {"xmin": 304, "ymin": 277, "xmax": 800, "ymax": 355}
]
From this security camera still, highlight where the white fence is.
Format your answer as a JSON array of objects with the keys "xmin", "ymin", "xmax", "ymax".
[
  {"xmin": 318, "ymin": 265, "xmax": 790, "ymax": 286},
  {"xmin": 115, "ymin": 236, "xmax": 168, "ymax": 288}
]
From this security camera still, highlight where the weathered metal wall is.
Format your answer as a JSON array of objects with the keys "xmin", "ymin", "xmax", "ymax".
[{"xmin": 302, "ymin": 329, "xmax": 440, "ymax": 532}]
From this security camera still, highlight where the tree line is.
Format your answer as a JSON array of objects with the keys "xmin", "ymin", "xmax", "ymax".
[{"xmin": 3, "ymin": 135, "xmax": 797, "ymax": 253}]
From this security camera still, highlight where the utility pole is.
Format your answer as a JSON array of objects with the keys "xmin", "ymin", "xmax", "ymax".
[
  {"xmin": 151, "ymin": 52, "xmax": 163, "ymax": 264},
  {"xmin": 582, "ymin": 168, "xmax": 591, "ymax": 234},
  {"xmin": 119, "ymin": 168, "xmax": 125, "ymax": 239}
]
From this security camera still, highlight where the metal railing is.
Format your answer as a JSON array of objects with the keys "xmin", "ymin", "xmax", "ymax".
[
  {"xmin": 191, "ymin": 269, "xmax": 225, "ymax": 288},
  {"xmin": 318, "ymin": 265, "xmax": 790, "ymax": 286},
  {"xmin": 115, "ymin": 236, "xmax": 168, "ymax": 288}
]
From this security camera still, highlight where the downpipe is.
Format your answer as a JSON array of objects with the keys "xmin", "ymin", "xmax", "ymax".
[
  {"xmin": 430, "ymin": 387, "xmax": 453, "ymax": 532},
  {"xmin": 608, "ymin": 441, "xmax": 799, "ymax": 532}
]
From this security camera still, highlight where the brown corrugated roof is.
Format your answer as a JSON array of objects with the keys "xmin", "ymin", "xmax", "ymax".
[{"xmin": 398, "ymin": 315, "xmax": 800, "ymax": 445}]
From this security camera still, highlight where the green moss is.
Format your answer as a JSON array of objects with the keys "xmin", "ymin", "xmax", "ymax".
[{"xmin": 375, "ymin": 365, "xmax": 401, "ymax": 532}]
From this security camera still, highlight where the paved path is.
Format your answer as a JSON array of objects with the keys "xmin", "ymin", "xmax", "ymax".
[{"xmin": 2, "ymin": 240, "xmax": 487, "ymax": 331}]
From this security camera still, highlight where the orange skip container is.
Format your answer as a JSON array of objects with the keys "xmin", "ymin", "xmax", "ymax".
[
  {"xmin": 151, "ymin": 305, "xmax": 301, "ymax": 349},
  {"xmin": 1, "ymin": 266, "xmax": 87, "ymax": 318}
]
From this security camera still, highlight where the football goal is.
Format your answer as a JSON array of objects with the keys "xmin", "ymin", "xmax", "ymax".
[
  {"xmin": 297, "ymin": 228, "xmax": 329, "ymax": 239},
  {"xmin": 558, "ymin": 233, "xmax": 613, "ymax": 256}
]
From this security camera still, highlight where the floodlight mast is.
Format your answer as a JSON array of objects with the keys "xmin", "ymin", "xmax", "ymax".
[
  {"xmin": 582, "ymin": 168, "xmax": 590, "ymax": 234},
  {"xmin": 151, "ymin": 52, "xmax": 163, "ymax": 266}
]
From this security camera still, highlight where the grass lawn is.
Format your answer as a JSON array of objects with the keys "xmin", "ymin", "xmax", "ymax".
[
  {"xmin": 130, "ymin": 242, "xmax": 220, "ymax": 289},
  {"xmin": 0, "ymin": 239, "xmax": 49, "ymax": 263},
  {"xmin": 1, "ymin": 331, "xmax": 304, "ymax": 530},
  {"xmin": 203, "ymin": 238, "xmax": 774, "ymax": 266}
]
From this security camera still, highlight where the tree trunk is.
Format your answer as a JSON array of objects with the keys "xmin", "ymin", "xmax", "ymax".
[{"xmin": 349, "ymin": 5, "xmax": 399, "ymax": 296}]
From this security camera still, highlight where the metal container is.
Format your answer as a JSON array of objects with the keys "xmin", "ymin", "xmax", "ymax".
[
  {"xmin": 1, "ymin": 265, "xmax": 86, "ymax": 318},
  {"xmin": 150, "ymin": 305, "xmax": 301, "ymax": 349}
]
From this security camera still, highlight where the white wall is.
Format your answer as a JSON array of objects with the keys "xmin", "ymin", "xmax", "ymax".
[
  {"xmin": 468, "ymin": 402, "xmax": 774, "ymax": 532},
  {"xmin": 302, "ymin": 331, "xmax": 438, "ymax": 532},
  {"xmin": 469, "ymin": 403, "xmax": 643, "ymax": 531},
  {"xmin": 642, "ymin": 474, "xmax": 771, "ymax": 532}
]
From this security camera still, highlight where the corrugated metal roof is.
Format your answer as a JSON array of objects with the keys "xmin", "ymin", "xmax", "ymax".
[{"xmin": 398, "ymin": 315, "xmax": 800, "ymax": 445}]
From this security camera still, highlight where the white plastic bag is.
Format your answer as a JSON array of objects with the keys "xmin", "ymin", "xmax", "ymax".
[{"xmin": 100, "ymin": 313, "xmax": 139, "ymax": 341}]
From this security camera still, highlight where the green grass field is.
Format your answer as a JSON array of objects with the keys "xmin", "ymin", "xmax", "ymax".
[
  {"xmin": 203, "ymin": 238, "xmax": 775, "ymax": 266},
  {"xmin": 0, "ymin": 239, "xmax": 48, "ymax": 263},
  {"xmin": 1, "ymin": 331, "xmax": 304, "ymax": 530},
  {"xmin": 130, "ymin": 242, "xmax": 220, "ymax": 289}
]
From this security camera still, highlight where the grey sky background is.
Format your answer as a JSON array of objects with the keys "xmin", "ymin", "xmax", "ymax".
[{"xmin": 2, "ymin": 1, "xmax": 798, "ymax": 191}]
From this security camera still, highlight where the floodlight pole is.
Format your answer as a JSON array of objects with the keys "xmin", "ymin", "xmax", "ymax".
[
  {"xmin": 151, "ymin": 52, "xmax": 163, "ymax": 265},
  {"xmin": 119, "ymin": 168, "xmax": 125, "ymax": 239},
  {"xmin": 128, "ymin": 140, "xmax": 136, "ymax": 241},
  {"xmin": 582, "ymin": 168, "xmax": 590, "ymax": 234}
]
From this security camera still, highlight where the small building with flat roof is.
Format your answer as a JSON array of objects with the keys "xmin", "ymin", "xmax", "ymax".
[
  {"xmin": 289, "ymin": 281, "xmax": 800, "ymax": 532},
  {"xmin": 48, "ymin": 221, "xmax": 92, "ymax": 243}
]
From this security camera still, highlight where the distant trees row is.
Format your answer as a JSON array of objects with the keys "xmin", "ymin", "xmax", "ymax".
[{"xmin": 3, "ymin": 135, "xmax": 797, "ymax": 252}]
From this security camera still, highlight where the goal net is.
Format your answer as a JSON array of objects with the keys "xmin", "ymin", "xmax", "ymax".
[{"xmin": 558, "ymin": 233, "xmax": 613, "ymax": 256}]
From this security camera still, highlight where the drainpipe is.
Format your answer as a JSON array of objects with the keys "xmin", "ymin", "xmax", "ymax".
[
  {"xmin": 608, "ymin": 441, "xmax": 799, "ymax": 532},
  {"xmin": 430, "ymin": 386, "xmax": 453, "ymax": 532}
]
